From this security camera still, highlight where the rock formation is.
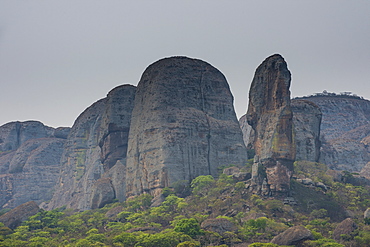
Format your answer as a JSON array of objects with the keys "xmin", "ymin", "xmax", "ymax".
[
  {"xmin": 270, "ymin": 225, "xmax": 314, "ymax": 246},
  {"xmin": 47, "ymin": 85, "xmax": 136, "ymax": 210},
  {"xmin": 0, "ymin": 201, "xmax": 39, "ymax": 229},
  {"xmin": 291, "ymin": 99, "xmax": 322, "ymax": 162},
  {"xmin": 246, "ymin": 54, "xmax": 295, "ymax": 195},
  {"xmin": 0, "ymin": 121, "xmax": 55, "ymax": 153},
  {"xmin": 360, "ymin": 162, "xmax": 370, "ymax": 178},
  {"xmin": 333, "ymin": 218, "xmax": 357, "ymax": 242},
  {"xmin": 240, "ymin": 99, "xmax": 322, "ymax": 164},
  {"xmin": 125, "ymin": 57, "xmax": 248, "ymax": 198},
  {"xmin": 0, "ymin": 121, "xmax": 68, "ymax": 209},
  {"xmin": 300, "ymin": 95, "xmax": 370, "ymax": 172},
  {"xmin": 238, "ymin": 114, "xmax": 254, "ymax": 150}
]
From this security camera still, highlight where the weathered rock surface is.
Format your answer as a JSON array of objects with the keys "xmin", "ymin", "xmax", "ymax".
[
  {"xmin": 47, "ymin": 85, "xmax": 136, "ymax": 210},
  {"xmin": 291, "ymin": 99, "xmax": 322, "ymax": 162},
  {"xmin": 125, "ymin": 57, "xmax": 248, "ymax": 198},
  {"xmin": 201, "ymin": 218, "xmax": 236, "ymax": 235},
  {"xmin": 270, "ymin": 225, "xmax": 314, "ymax": 246},
  {"xmin": 320, "ymin": 138, "xmax": 370, "ymax": 172},
  {"xmin": 0, "ymin": 201, "xmax": 39, "ymax": 229},
  {"xmin": 0, "ymin": 121, "xmax": 67, "ymax": 209},
  {"xmin": 240, "ymin": 99, "xmax": 322, "ymax": 164},
  {"xmin": 246, "ymin": 54, "xmax": 295, "ymax": 195},
  {"xmin": 238, "ymin": 114, "xmax": 254, "ymax": 150},
  {"xmin": 90, "ymin": 177, "xmax": 115, "ymax": 209},
  {"xmin": 333, "ymin": 218, "xmax": 357, "ymax": 241},
  {"xmin": 360, "ymin": 162, "xmax": 370, "ymax": 178},
  {"xmin": 299, "ymin": 95, "xmax": 370, "ymax": 172},
  {"xmin": 364, "ymin": 208, "xmax": 370, "ymax": 219},
  {"xmin": 0, "ymin": 121, "xmax": 55, "ymax": 153}
]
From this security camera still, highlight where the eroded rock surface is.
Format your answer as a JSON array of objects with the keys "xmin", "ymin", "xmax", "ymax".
[
  {"xmin": 0, "ymin": 201, "xmax": 39, "ymax": 229},
  {"xmin": 300, "ymin": 96, "xmax": 370, "ymax": 172},
  {"xmin": 246, "ymin": 54, "xmax": 295, "ymax": 195},
  {"xmin": 125, "ymin": 57, "xmax": 248, "ymax": 198},
  {"xmin": 240, "ymin": 99, "xmax": 322, "ymax": 164},
  {"xmin": 291, "ymin": 99, "xmax": 322, "ymax": 162},
  {"xmin": 270, "ymin": 225, "xmax": 313, "ymax": 245},
  {"xmin": 47, "ymin": 85, "xmax": 136, "ymax": 210},
  {"xmin": 333, "ymin": 218, "xmax": 357, "ymax": 241},
  {"xmin": 0, "ymin": 121, "xmax": 67, "ymax": 209}
]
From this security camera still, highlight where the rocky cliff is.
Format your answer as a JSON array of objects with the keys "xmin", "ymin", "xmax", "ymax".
[
  {"xmin": 240, "ymin": 99, "xmax": 322, "ymax": 164},
  {"xmin": 47, "ymin": 85, "xmax": 136, "ymax": 210},
  {"xmin": 246, "ymin": 54, "xmax": 295, "ymax": 195},
  {"xmin": 125, "ymin": 57, "xmax": 248, "ymax": 198},
  {"xmin": 291, "ymin": 99, "xmax": 322, "ymax": 162},
  {"xmin": 0, "ymin": 121, "xmax": 68, "ymax": 209},
  {"xmin": 299, "ymin": 95, "xmax": 370, "ymax": 172}
]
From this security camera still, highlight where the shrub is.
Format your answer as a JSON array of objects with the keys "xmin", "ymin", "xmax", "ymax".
[
  {"xmin": 191, "ymin": 175, "xmax": 215, "ymax": 195},
  {"xmin": 174, "ymin": 218, "xmax": 202, "ymax": 238}
]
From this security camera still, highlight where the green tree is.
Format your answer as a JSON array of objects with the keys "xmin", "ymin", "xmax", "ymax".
[
  {"xmin": 135, "ymin": 230, "xmax": 192, "ymax": 247},
  {"xmin": 113, "ymin": 232, "xmax": 137, "ymax": 246},
  {"xmin": 248, "ymin": 243, "xmax": 279, "ymax": 247},
  {"xmin": 174, "ymin": 218, "xmax": 202, "ymax": 238},
  {"xmin": 191, "ymin": 175, "xmax": 215, "ymax": 195}
]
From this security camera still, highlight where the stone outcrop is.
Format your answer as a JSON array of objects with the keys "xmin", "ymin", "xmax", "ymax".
[
  {"xmin": 300, "ymin": 95, "xmax": 370, "ymax": 172},
  {"xmin": 0, "ymin": 121, "xmax": 55, "ymax": 153},
  {"xmin": 333, "ymin": 218, "xmax": 357, "ymax": 241},
  {"xmin": 270, "ymin": 225, "xmax": 314, "ymax": 246},
  {"xmin": 240, "ymin": 99, "xmax": 322, "ymax": 164},
  {"xmin": 0, "ymin": 121, "xmax": 68, "ymax": 209},
  {"xmin": 90, "ymin": 177, "xmax": 115, "ymax": 209},
  {"xmin": 291, "ymin": 99, "xmax": 322, "ymax": 162},
  {"xmin": 47, "ymin": 85, "xmax": 136, "ymax": 211},
  {"xmin": 125, "ymin": 57, "xmax": 248, "ymax": 198},
  {"xmin": 238, "ymin": 114, "xmax": 254, "ymax": 150},
  {"xmin": 364, "ymin": 208, "xmax": 370, "ymax": 220},
  {"xmin": 246, "ymin": 54, "xmax": 295, "ymax": 195},
  {"xmin": 360, "ymin": 162, "xmax": 370, "ymax": 178},
  {"xmin": 0, "ymin": 201, "xmax": 39, "ymax": 229}
]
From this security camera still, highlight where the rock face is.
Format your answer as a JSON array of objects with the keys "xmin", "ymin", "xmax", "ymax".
[
  {"xmin": 0, "ymin": 121, "xmax": 68, "ymax": 209},
  {"xmin": 291, "ymin": 99, "xmax": 322, "ymax": 162},
  {"xmin": 238, "ymin": 114, "xmax": 254, "ymax": 150},
  {"xmin": 0, "ymin": 121, "xmax": 55, "ymax": 153},
  {"xmin": 270, "ymin": 225, "xmax": 314, "ymax": 245},
  {"xmin": 300, "ymin": 95, "xmax": 370, "ymax": 172},
  {"xmin": 125, "ymin": 57, "xmax": 248, "ymax": 198},
  {"xmin": 240, "ymin": 99, "xmax": 322, "ymax": 164},
  {"xmin": 246, "ymin": 54, "xmax": 295, "ymax": 195},
  {"xmin": 0, "ymin": 201, "xmax": 39, "ymax": 229},
  {"xmin": 47, "ymin": 85, "xmax": 136, "ymax": 210},
  {"xmin": 360, "ymin": 162, "xmax": 370, "ymax": 178}
]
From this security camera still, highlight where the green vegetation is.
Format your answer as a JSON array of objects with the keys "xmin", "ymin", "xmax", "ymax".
[{"xmin": 1, "ymin": 162, "xmax": 370, "ymax": 246}]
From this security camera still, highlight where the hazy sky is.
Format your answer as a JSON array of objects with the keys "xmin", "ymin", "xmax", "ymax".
[{"xmin": 1, "ymin": 1, "xmax": 369, "ymax": 128}]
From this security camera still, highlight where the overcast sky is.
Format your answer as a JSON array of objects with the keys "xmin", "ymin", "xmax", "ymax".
[{"xmin": 1, "ymin": 1, "xmax": 369, "ymax": 128}]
